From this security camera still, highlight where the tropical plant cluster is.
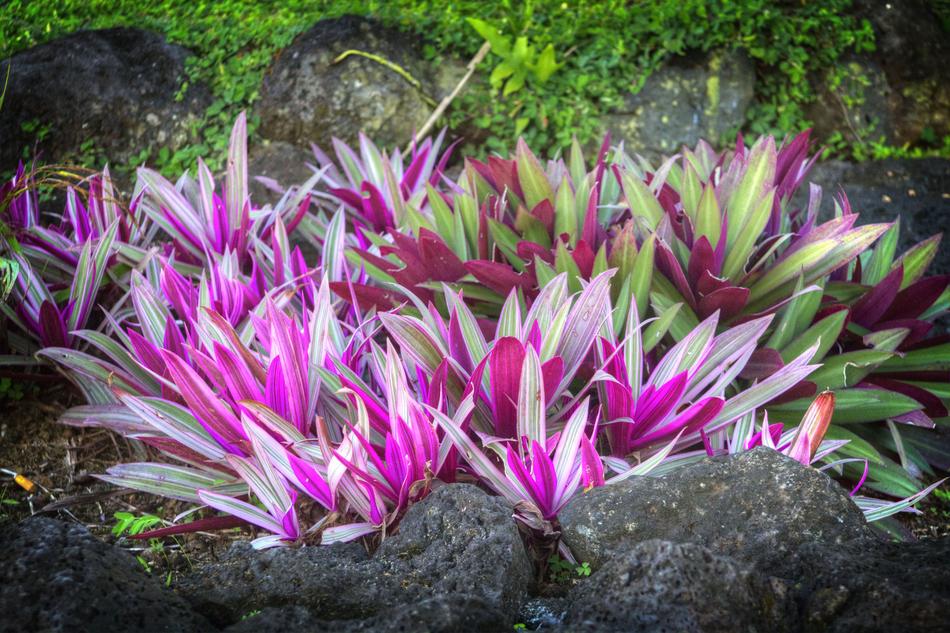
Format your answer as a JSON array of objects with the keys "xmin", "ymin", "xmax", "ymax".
[{"xmin": 1, "ymin": 115, "xmax": 947, "ymax": 554}]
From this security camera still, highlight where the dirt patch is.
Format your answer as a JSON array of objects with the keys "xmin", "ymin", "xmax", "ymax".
[{"xmin": 0, "ymin": 388, "xmax": 239, "ymax": 584}]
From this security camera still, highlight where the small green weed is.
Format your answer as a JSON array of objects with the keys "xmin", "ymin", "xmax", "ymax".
[
  {"xmin": 547, "ymin": 554, "xmax": 592, "ymax": 584},
  {"xmin": 0, "ymin": 487, "xmax": 20, "ymax": 520},
  {"xmin": 112, "ymin": 511, "xmax": 163, "ymax": 537},
  {"xmin": 0, "ymin": 377, "xmax": 27, "ymax": 401}
]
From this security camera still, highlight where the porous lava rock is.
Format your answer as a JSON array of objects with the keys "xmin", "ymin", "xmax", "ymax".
[
  {"xmin": 257, "ymin": 16, "xmax": 461, "ymax": 151},
  {"xmin": 559, "ymin": 447, "xmax": 872, "ymax": 577},
  {"xmin": 0, "ymin": 516, "xmax": 211, "ymax": 633},
  {"xmin": 603, "ymin": 48, "xmax": 755, "ymax": 160},
  {"xmin": 180, "ymin": 483, "xmax": 531, "ymax": 629},
  {"xmin": 561, "ymin": 540, "xmax": 794, "ymax": 633},
  {"xmin": 0, "ymin": 28, "xmax": 208, "ymax": 173}
]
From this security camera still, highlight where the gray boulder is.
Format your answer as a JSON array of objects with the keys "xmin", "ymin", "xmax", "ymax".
[
  {"xmin": 802, "ymin": 158, "xmax": 950, "ymax": 275},
  {"xmin": 0, "ymin": 28, "xmax": 208, "ymax": 173},
  {"xmin": 604, "ymin": 49, "xmax": 755, "ymax": 160},
  {"xmin": 247, "ymin": 140, "xmax": 316, "ymax": 207},
  {"xmin": 181, "ymin": 483, "xmax": 531, "ymax": 628},
  {"xmin": 559, "ymin": 447, "xmax": 871, "ymax": 577},
  {"xmin": 375, "ymin": 482, "xmax": 532, "ymax": 618},
  {"xmin": 257, "ymin": 16, "xmax": 459, "ymax": 151},
  {"xmin": 562, "ymin": 540, "xmax": 793, "ymax": 633},
  {"xmin": 223, "ymin": 595, "xmax": 509, "ymax": 633},
  {"xmin": 0, "ymin": 517, "xmax": 210, "ymax": 633},
  {"xmin": 178, "ymin": 540, "xmax": 376, "ymax": 626},
  {"xmin": 795, "ymin": 537, "xmax": 950, "ymax": 633},
  {"xmin": 807, "ymin": 1, "xmax": 950, "ymax": 148}
]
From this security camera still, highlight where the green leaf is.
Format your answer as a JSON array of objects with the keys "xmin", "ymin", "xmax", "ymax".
[
  {"xmin": 863, "ymin": 219, "xmax": 899, "ymax": 285},
  {"xmin": 0, "ymin": 257, "xmax": 19, "ymax": 302},
  {"xmin": 515, "ymin": 138, "xmax": 555, "ymax": 209},
  {"xmin": 642, "ymin": 303, "xmax": 682, "ymax": 353},
  {"xmin": 456, "ymin": 193, "xmax": 480, "ymax": 257},
  {"xmin": 619, "ymin": 171, "xmax": 663, "ymax": 227},
  {"xmin": 514, "ymin": 207, "xmax": 551, "ymax": 248},
  {"xmin": 489, "ymin": 60, "xmax": 515, "ymax": 87},
  {"xmin": 554, "ymin": 176, "xmax": 577, "ymax": 243},
  {"xmin": 768, "ymin": 388, "xmax": 922, "ymax": 424},
  {"xmin": 679, "ymin": 164, "xmax": 702, "ymax": 221},
  {"xmin": 807, "ymin": 350, "xmax": 896, "ymax": 390},
  {"xmin": 532, "ymin": 44, "xmax": 559, "ymax": 83},
  {"xmin": 766, "ymin": 276, "xmax": 822, "ymax": 350},
  {"xmin": 779, "ymin": 310, "xmax": 848, "ymax": 364},
  {"xmin": 879, "ymin": 342, "xmax": 950, "ymax": 372},
  {"xmin": 534, "ymin": 256, "xmax": 558, "ymax": 289},
  {"xmin": 591, "ymin": 245, "xmax": 609, "ymax": 278},
  {"xmin": 503, "ymin": 71, "xmax": 526, "ymax": 96},
  {"xmin": 466, "ymin": 18, "xmax": 511, "ymax": 57},
  {"xmin": 721, "ymin": 189, "xmax": 774, "ymax": 280},
  {"xmin": 427, "ymin": 183, "xmax": 455, "ymax": 243},
  {"xmin": 822, "ymin": 425, "xmax": 883, "ymax": 463},
  {"xmin": 554, "ymin": 241, "xmax": 583, "ymax": 293},
  {"xmin": 894, "ymin": 234, "xmax": 941, "ymax": 290},
  {"xmin": 488, "ymin": 218, "xmax": 527, "ymax": 272},
  {"xmin": 569, "ymin": 137, "xmax": 586, "ymax": 189},
  {"xmin": 629, "ymin": 234, "xmax": 655, "ymax": 319},
  {"xmin": 694, "ymin": 181, "xmax": 722, "ymax": 248},
  {"xmin": 748, "ymin": 224, "xmax": 888, "ymax": 310},
  {"xmin": 847, "ymin": 454, "xmax": 923, "ymax": 498},
  {"xmin": 650, "ymin": 290, "xmax": 698, "ymax": 342},
  {"xmin": 724, "ymin": 136, "xmax": 776, "ymax": 254},
  {"xmin": 862, "ymin": 327, "xmax": 909, "ymax": 351}
]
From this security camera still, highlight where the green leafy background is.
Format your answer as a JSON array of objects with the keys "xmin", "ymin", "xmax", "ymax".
[{"xmin": 1, "ymin": 0, "xmax": 947, "ymax": 176}]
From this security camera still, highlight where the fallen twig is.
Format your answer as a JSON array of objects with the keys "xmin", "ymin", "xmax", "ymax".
[{"xmin": 415, "ymin": 41, "xmax": 492, "ymax": 144}]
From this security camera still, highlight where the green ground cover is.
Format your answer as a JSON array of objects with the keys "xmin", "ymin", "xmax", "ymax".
[{"xmin": 2, "ymin": 0, "xmax": 946, "ymax": 175}]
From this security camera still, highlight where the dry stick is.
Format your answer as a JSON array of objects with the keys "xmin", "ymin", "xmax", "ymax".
[{"xmin": 415, "ymin": 41, "xmax": 492, "ymax": 145}]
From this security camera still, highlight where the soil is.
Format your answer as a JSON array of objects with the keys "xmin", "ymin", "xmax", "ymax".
[{"xmin": 0, "ymin": 383, "xmax": 239, "ymax": 584}]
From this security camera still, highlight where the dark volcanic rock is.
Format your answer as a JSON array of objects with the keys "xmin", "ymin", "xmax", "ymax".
[
  {"xmin": 223, "ymin": 595, "xmax": 509, "ymax": 633},
  {"xmin": 182, "ymin": 483, "xmax": 530, "ymax": 628},
  {"xmin": 795, "ymin": 537, "xmax": 950, "ymax": 633},
  {"xmin": 604, "ymin": 49, "xmax": 755, "ymax": 160},
  {"xmin": 257, "ymin": 16, "xmax": 459, "ymax": 151},
  {"xmin": 807, "ymin": 1, "xmax": 950, "ymax": 148},
  {"xmin": 178, "ymin": 540, "xmax": 376, "ymax": 626},
  {"xmin": 376, "ymin": 482, "xmax": 533, "ymax": 618},
  {"xmin": 562, "ymin": 540, "xmax": 793, "ymax": 633},
  {"xmin": 0, "ymin": 28, "xmax": 209, "ymax": 173},
  {"xmin": 559, "ymin": 447, "xmax": 871, "ymax": 577},
  {"xmin": 222, "ymin": 606, "xmax": 325, "ymax": 633},
  {"xmin": 346, "ymin": 594, "xmax": 509, "ymax": 633},
  {"xmin": 247, "ymin": 140, "xmax": 316, "ymax": 207},
  {"xmin": 803, "ymin": 158, "xmax": 950, "ymax": 274},
  {"xmin": 0, "ymin": 517, "xmax": 210, "ymax": 633}
]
